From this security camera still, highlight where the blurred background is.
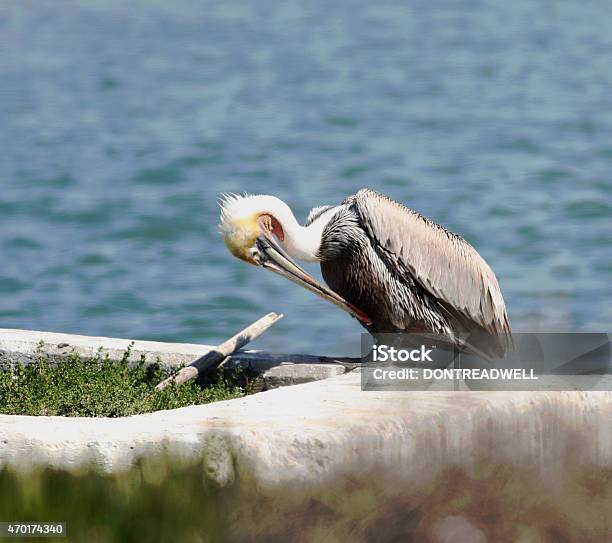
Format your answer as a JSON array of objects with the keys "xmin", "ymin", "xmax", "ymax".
[{"xmin": 1, "ymin": 0, "xmax": 611, "ymax": 356}]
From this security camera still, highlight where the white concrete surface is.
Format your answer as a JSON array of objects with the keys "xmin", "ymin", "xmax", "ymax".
[
  {"xmin": 1, "ymin": 371, "xmax": 610, "ymax": 474},
  {"xmin": 0, "ymin": 327, "xmax": 220, "ymax": 367}
]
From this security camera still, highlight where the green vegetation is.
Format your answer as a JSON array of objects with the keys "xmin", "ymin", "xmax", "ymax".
[
  {"xmin": 0, "ymin": 457, "xmax": 230, "ymax": 543},
  {"xmin": 1, "ymin": 458, "xmax": 610, "ymax": 543},
  {"xmin": 0, "ymin": 344, "xmax": 244, "ymax": 417}
]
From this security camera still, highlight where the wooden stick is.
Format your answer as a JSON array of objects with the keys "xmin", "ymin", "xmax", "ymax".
[{"xmin": 155, "ymin": 312, "xmax": 283, "ymax": 391}]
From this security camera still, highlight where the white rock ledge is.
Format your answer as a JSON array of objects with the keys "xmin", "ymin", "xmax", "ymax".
[
  {"xmin": 0, "ymin": 328, "xmax": 610, "ymax": 477},
  {"xmin": 1, "ymin": 372, "xmax": 609, "ymax": 471}
]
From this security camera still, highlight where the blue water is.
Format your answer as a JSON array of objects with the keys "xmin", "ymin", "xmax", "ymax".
[{"xmin": 1, "ymin": 0, "xmax": 611, "ymax": 355}]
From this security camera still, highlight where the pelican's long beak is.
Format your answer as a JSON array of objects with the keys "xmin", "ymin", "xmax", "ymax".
[{"xmin": 255, "ymin": 233, "xmax": 372, "ymax": 325}]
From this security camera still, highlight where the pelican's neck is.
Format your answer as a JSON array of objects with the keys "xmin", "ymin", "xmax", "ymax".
[
  {"xmin": 274, "ymin": 204, "xmax": 337, "ymax": 263},
  {"xmin": 276, "ymin": 214, "xmax": 321, "ymax": 263}
]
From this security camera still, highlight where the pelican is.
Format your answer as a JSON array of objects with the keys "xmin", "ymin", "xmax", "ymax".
[{"xmin": 219, "ymin": 188, "xmax": 512, "ymax": 358}]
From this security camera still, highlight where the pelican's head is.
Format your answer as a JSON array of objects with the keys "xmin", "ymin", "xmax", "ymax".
[
  {"xmin": 219, "ymin": 193, "xmax": 291, "ymax": 265},
  {"xmin": 218, "ymin": 192, "xmax": 372, "ymax": 325}
]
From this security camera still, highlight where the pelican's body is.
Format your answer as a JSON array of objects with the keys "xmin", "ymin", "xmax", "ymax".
[{"xmin": 220, "ymin": 188, "xmax": 512, "ymax": 358}]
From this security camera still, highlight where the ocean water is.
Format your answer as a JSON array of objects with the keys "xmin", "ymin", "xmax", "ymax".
[{"xmin": 1, "ymin": 0, "xmax": 611, "ymax": 356}]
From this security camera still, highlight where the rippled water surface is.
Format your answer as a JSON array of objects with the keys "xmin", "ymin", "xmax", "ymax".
[{"xmin": 1, "ymin": 0, "xmax": 611, "ymax": 355}]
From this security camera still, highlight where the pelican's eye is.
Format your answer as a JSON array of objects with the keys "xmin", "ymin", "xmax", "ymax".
[{"xmin": 247, "ymin": 247, "xmax": 262, "ymax": 265}]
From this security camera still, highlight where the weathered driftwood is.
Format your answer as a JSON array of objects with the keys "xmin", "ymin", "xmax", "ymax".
[{"xmin": 155, "ymin": 312, "xmax": 283, "ymax": 390}]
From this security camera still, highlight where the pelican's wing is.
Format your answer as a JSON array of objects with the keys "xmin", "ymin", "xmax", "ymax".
[{"xmin": 351, "ymin": 188, "xmax": 512, "ymax": 342}]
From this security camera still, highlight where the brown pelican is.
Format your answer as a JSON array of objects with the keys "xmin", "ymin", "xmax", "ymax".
[{"xmin": 219, "ymin": 188, "xmax": 512, "ymax": 358}]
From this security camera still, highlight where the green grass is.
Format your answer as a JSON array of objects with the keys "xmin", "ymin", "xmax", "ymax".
[
  {"xmin": 0, "ymin": 457, "xmax": 230, "ymax": 542},
  {"xmin": 0, "ymin": 344, "xmax": 244, "ymax": 417}
]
